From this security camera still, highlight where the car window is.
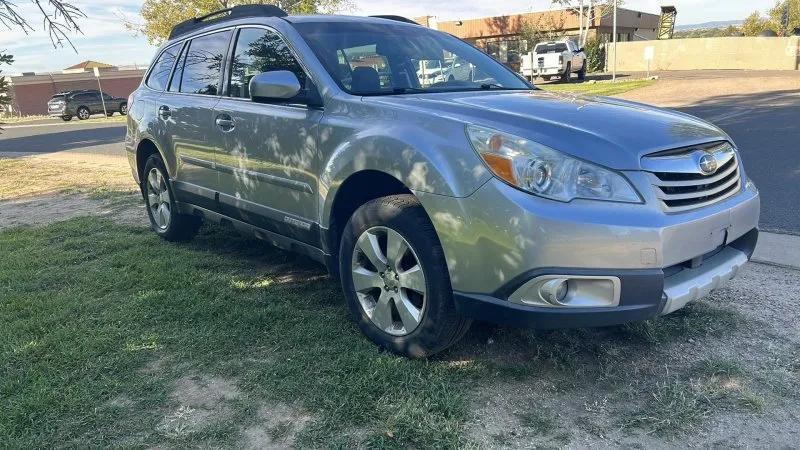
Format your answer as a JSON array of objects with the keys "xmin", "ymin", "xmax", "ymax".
[
  {"xmin": 535, "ymin": 43, "xmax": 568, "ymax": 54},
  {"xmin": 295, "ymin": 22, "xmax": 529, "ymax": 95},
  {"xmin": 169, "ymin": 44, "xmax": 187, "ymax": 93},
  {"xmin": 180, "ymin": 30, "xmax": 232, "ymax": 95},
  {"xmin": 229, "ymin": 28, "xmax": 307, "ymax": 99},
  {"xmin": 146, "ymin": 43, "xmax": 181, "ymax": 91},
  {"xmin": 102, "ymin": 93, "xmax": 113, "ymax": 100}
]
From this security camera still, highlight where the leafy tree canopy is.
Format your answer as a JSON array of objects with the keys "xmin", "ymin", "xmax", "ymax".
[{"xmin": 132, "ymin": 0, "xmax": 352, "ymax": 45}]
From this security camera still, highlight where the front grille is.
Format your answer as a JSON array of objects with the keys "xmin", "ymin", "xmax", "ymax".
[{"xmin": 643, "ymin": 142, "xmax": 742, "ymax": 213}]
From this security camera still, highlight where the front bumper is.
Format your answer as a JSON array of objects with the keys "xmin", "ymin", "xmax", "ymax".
[
  {"xmin": 532, "ymin": 67, "xmax": 564, "ymax": 76},
  {"xmin": 415, "ymin": 175, "xmax": 760, "ymax": 328},
  {"xmin": 452, "ymin": 230, "xmax": 756, "ymax": 328}
]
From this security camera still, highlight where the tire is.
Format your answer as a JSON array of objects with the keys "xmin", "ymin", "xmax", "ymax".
[
  {"xmin": 562, "ymin": 63, "xmax": 572, "ymax": 82},
  {"xmin": 107, "ymin": 113, "xmax": 114, "ymax": 117},
  {"xmin": 542, "ymin": 75, "xmax": 552, "ymax": 81},
  {"xmin": 141, "ymin": 154, "xmax": 202, "ymax": 242},
  {"xmin": 339, "ymin": 195, "xmax": 471, "ymax": 358},
  {"xmin": 577, "ymin": 64, "xmax": 587, "ymax": 81},
  {"xmin": 61, "ymin": 115, "xmax": 72, "ymax": 121},
  {"xmin": 77, "ymin": 106, "xmax": 90, "ymax": 120},
  {"xmin": 120, "ymin": 103, "xmax": 128, "ymax": 116}
]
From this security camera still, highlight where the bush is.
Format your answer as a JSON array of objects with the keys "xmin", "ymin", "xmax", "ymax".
[{"xmin": 583, "ymin": 38, "xmax": 605, "ymax": 73}]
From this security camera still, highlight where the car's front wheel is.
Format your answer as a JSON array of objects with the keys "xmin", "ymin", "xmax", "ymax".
[
  {"xmin": 339, "ymin": 195, "xmax": 471, "ymax": 358},
  {"xmin": 142, "ymin": 154, "xmax": 202, "ymax": 242}
]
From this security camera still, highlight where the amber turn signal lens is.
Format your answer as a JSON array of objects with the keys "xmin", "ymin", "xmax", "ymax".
[{"xmin": 480, "ymin": 153, "xmax": 516, "ymax": 184}]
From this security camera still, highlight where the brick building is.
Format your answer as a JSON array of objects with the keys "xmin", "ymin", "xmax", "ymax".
[
  {"xmin": 9, "ymin": 61, "xmax": 145, "ymax": 116},
  {"xmin": 415, "ymin": 7, "xmax": 660, "ymax": 70}
]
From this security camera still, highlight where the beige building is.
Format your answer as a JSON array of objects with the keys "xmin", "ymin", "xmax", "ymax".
[{"xmin": 415, "ymin": 7, "xmax": 660, "ymax": 70}]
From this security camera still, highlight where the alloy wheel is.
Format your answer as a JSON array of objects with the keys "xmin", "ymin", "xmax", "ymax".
[
  {"xmin": 78, "ymin": 108, "xmax": 89, "ymax": 120},
  {"xmin": 146, "ymin": 168, "xmax": 171, "ymax": 230},
  {"xmin": 351, "ymin": 226, "xmax": 427, "ymax": 336}
]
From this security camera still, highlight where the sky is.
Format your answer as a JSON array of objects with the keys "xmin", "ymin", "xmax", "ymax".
[{"xmin": 0, "ymin": 0, "xmax": 779, "ymax": 75}]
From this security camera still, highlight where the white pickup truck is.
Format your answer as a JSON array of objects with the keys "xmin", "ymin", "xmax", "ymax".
[{"xmin": 521, "ymin": 40, "xmax": 587, "ymax": 82}]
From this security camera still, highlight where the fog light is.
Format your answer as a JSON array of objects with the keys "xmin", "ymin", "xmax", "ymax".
[
  {"xmin": 509, "ymin": 275, "xmax": 621, "ymax": 308},
  {"xmin": 539, "ymin": 278, "xmax": 568, "ymax": 305}
]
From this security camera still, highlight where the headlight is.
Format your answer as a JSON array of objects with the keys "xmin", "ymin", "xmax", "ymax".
[{"xmin": 467, "ymin": 125, "xmax": 641, "ymax": 203}]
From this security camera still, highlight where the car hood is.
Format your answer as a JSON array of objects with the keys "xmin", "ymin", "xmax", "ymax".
[{"xmin": 364, "ymin": 89, "xmax": 729, "ymax": 170}]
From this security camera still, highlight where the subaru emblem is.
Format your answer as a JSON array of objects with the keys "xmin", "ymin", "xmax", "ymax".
[{"xmin": 698, "ymin": 154, "xmax": 718, "ymax": 175}]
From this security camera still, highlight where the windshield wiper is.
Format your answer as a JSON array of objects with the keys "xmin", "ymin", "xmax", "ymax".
[{"xmin": 392, "ymin": 87, "xmax": 428, "ymax": 94}]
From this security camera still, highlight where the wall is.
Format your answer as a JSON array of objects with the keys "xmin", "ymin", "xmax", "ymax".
[
  {"xmin": 10, "ymin": 69, "xmax": 145, "ymax": 115},
  {"xmin": 606, "ymin": 36, "xmax": 800, "ymax": 71}
]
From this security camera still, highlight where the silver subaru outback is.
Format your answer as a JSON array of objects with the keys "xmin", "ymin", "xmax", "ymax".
[{"xmin": 125, "ymin": 6, "xmax": 760, "ymax": 357}]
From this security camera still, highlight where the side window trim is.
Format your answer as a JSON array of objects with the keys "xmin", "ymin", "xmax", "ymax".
[{"xmin": 166, "ymin": 40, "xmax": 189, "ymax": 93}]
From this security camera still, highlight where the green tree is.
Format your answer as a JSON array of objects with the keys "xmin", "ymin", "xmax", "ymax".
[
  {"xmin": 768, "ymin": 0, "xmax": 800, "ymax": 35},
  {"xmin": 131, "ymin": 0, "xmax": 353, "ymax": 45},
  {"xmin": 0, "ymin": 1, "xmax": 84, "ymax": 122},
  {"xmin": 0, "ymin": 53, "xmax": 12, "ymax": 113},
  {"xmin": 741, "ymin": 11, "xmax": 773, "ymax": 36}
]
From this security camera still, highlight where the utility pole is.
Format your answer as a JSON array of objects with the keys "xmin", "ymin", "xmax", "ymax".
[
  {"xmin": 612, "ymin": 0, "xmax": 617, "ymax": 82},
  {"xmin": 579, "ymin": 0, "xmax": 584, "ymax": 47}
]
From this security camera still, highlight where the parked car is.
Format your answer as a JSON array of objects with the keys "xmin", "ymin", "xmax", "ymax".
[
  {"xmin": 47, "ymin": 89, "xmax": 128, "ymax": 121},
  {"xmin": 126, "ymin": 6, "xmax": 760, "ymax": 357},
  {"xmin": 522, "ymin": 40, "xmax": 587, "ymax": 81}
]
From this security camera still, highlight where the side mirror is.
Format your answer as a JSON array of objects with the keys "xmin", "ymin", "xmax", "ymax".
[{"xmin": 249, "ymin": 70, "xmax": 301, "ymax": 101}]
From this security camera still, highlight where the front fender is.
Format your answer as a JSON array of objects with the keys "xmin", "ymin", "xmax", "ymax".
[{"xmin": 318, "ymin": 118, "xmax": 491, "ymax": 229}]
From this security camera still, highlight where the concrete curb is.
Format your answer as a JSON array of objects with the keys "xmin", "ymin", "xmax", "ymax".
[{"xmin": 752, "ymin": 232, "xmax": 800, "ymax": 270}]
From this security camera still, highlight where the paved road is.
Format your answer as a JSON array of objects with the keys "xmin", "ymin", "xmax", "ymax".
[{"xmin": 0, "ymin": 121, "xmax": 126, "ymax": 156}]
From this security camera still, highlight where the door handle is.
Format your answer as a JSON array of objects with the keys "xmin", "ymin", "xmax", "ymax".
[
  {"xmin": 158, "ymin": 105, "xmax": 171, "ymax": 119},
  {"xmin": 215, "ymin": 114, "xmax": 235, "ymax": 132}
]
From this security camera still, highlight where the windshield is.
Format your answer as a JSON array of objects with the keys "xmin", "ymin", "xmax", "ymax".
[
  {"xmin": 49, "ymin": 95, "xmax": 66, "ymax": 101},
  {"xmin": 294, "ymin": 22, "xmax": 531, "ymax": 95}
]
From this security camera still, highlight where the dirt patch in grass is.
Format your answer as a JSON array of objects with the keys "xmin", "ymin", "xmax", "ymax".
[
  {"xmin": 241, "ymin": 402, "xmax": 313, "ymax": 449},
  {"xmin": 0, "ymin": 193, "xmax": 145, "ymax": 230}
]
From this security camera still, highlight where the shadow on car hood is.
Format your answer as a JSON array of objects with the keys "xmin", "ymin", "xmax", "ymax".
[{"xmin": 364, "ymin": 89, "xmax": 729, "ymax": 170}]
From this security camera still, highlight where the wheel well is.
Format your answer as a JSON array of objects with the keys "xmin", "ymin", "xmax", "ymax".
[
  {"xmin": 328, "ymin": 170, "xmax": 413, "ymax": 258},
  {"xmin": 135, "ymin": 139, "xmax": 160, "ymax": 183}
]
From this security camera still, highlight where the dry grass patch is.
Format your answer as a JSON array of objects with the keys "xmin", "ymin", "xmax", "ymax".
[{"xmin": 0, "ymin": 153, "xmax": 136, "ymax": 201}]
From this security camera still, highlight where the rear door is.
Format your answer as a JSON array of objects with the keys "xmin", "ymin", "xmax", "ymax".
[
  {"xmin": 159, "ymin": 30, "xmax": 233, "ymax": 209},
  {"xmin": 212, "ymin": 26, "xmax": 323, "ymax": 244}
]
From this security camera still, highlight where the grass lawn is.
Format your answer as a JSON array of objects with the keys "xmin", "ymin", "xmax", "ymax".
[
  {"xmin": 2, "ymin": 216, "xmax": 792, "ymax": 448},
  {"xmin": 539, "ymin": 79, "xmax": 655, "ymax": 96}
]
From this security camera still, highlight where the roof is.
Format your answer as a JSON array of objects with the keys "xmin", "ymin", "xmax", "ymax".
[{"xmin": 63, "ymin": 60, "xmax": 116, "ymax": 71}]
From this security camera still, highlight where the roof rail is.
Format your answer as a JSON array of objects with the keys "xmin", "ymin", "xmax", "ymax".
[
  {"xmin": 369, "ymin": 15, "xmax": 418, "ymax": 25},
  {"xmin": 169, "ymin": 4, "xmax": 288, "ymax": 40}
]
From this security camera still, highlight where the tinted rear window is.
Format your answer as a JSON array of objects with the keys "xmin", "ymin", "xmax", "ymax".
[
  {"xmin": 50, "ymin": 95, "xmax": 66, "ymax": 101},
  {"xmin": 535, "ymin": 43, "xmax": 568, "ymax": 54},
  {"xmin": 179, "ymin": 30, "xmax": 232, "ymax": 95}
]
